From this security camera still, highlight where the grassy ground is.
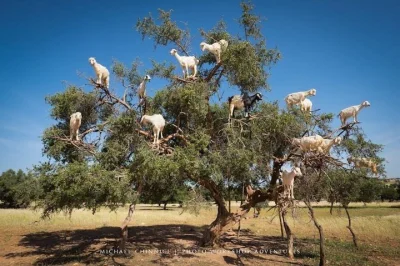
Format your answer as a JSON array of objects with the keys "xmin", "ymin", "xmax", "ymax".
[{"xmin": 0, "ymin": 202, "xmax": 399, "ymax": 265}]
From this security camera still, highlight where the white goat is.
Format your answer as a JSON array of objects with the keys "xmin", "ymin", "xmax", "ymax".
[
  {"xmin": 299, "ymin": 98, "xmax": 313, "ymax": 113},
  {"xmin": 319, "ymin": 137, "xmax": 342, "ymax": 154},
  {"xmin": 292, "ymin": 135, "xmax": 324, "ymax": 152},
  {"xmin": 285, "ymin": 88, "xmax": 317, "ymax": 109},
  {"xmin": 347, "ymin": 157, "xmax": 378, "ymax": 174},
  {"xmin": 140, "ymin": 114, "xmax": 166, "ymax": 144},
  {"xmin": 170, "ymin": 49, "xmax": 199, "ymax": 79},
  {"xmin": 88, "ymin": 57, "xmax": 110, "ymax": 89},
  {"xmin": 280, "ymin": 167, "xmax": 303, "ymax": 199},
  {"xmin": 200, "ymin": 39, "xmax": 228, "ymax": 63},
  {"xmin": 69, "ymin": 112, "xmax": 82, "ymax": 141},
  {"xmin": 137, "ymin": 75, "xmax": 151, "ymax": 103},
  {"xmin": 338, "ymin": 101, "xmax": 371, "ymax": 126}
]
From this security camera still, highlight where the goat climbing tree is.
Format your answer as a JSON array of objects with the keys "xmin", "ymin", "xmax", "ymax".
[{"xmin": 34, "ymin": 1, "xmax": 385, "ymax": 264}]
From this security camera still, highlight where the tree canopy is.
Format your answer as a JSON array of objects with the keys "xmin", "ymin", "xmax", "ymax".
[{"xmin": 31, "ymin": 1, "xmax": 386, "ymax": 261}]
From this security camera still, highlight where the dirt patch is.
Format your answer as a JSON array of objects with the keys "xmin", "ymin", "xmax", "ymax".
[{"xmin": 1, "ymin": 225, "xmax": 306, "ymax": 265}]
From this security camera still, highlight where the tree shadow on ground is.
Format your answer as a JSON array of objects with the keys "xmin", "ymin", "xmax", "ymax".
[
  {"xmin": 4, "ymin": 224, "xmax": 203, "ymax": 265},
  {"xmin": 5, "ymin": 224, "xmax": 311, "ymax": 265}
]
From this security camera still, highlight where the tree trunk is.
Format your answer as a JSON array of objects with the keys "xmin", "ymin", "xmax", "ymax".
[
  {"xmin": 200, "ymin": 180, "xmax": 273, "ymax": 247},
  {"xmin": 120, "ymin": 203, "xmax": 137, "ymax": 249},
  {"xmin": 237, "ymin": 220, "xmax": 241, "ymax": 238},
  {"xmin": 281, "ymin": 210, "xmax": 294, "ymax": 259},
  {"xmin": 200, "ymin": 179, "xmax": 232, "ymax": 246},
  {"xmin": 202, "ymin": 205, "xmax": 232, "ymax": 247},
  {"xmin": 278, "ymin": 207, "xmax": 285, "ymax": 238},
  {"xmin": 240, "ymin": 182, "xmax": 244, "ymax": 205},
  {"xmin": 227, "ymin": 175, "xmax": 231, "ymax": 213},
  {"xmin": 163, "ymin": 201, "xmax": 167, "ymax": 210},
  {"xmin": 120, "ymin": 182, "xmax": 143, "ymax": 249},
  {"xmin": 330, "ymin": 201, "xmax": 334, "ymax": 215},
  {"xmin": 305, "ymin": 201, "xmax": 326, "ymax": 266},
  {"xmin": 344, "ymin": 204, "xmax": 358, "ymax": 248},
  {"xmin": 270, "ymin": 157, "xmax": 285, "ymax": 186}
]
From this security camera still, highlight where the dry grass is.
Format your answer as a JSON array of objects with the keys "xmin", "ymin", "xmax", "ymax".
[{"xmin": 0, "ymin": 202, "xmax": 399, "ymax": 265}]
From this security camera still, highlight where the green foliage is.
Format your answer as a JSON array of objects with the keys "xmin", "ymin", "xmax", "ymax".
[
  {"xmin": 340, "ymin": 131, "xmax": 385, "ymax": 176},
  {"xmin": 223, "ymin": 40, "xmax": 269, "ymax": 91},
  {"xmin": 43, "ymin": 86, "xmax": 105, "ymax": 163},
  {"xmin": 153, "ymin": 82, "xmax": 209, "ymax": 128},
  {"xmin": 357, "ymin": 178, "xmax": 383, "ymax": 203},
  {"xmin": 326, "ymin": 170, "xmax": 363, "ymax": 206},
  {"xmin": 45, "ymin": 86, "xmax": 98, "ymax": 126},
  {"xmin": 381, "ymin": 185, "xmax": 399, "ymax": 202},
  {"xmin": 136, "ymin": 9, "xmax": 190, "ymax": 53},
  {"xmin": 0, "ymin": 169, "xmax": 33, "ymax": 208},
  {"xmin": 147, "ymin": 60, "xmax": 175, "ymax": 80},
  {"xmin": 98, "ymin": 110, "xmax": 140, "ymax": 170},
  {"xmin": 37, "ymin": 1, "xmax": 386, "ymax": 223},
  {"xmin": 239, "ymin": 1, "xmax": 262, "ymax": 40},
  {"xmin": 33, "ymin": 162, "xmax": 133, "ymax": 217},
  {"xmin": 296, "ymin": 171, "xmax": 329, "ymax": 203}
]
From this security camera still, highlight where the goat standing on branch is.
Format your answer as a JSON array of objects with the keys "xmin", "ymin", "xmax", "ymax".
[
  {"xmin": 319, "ymin": 137, "xmax": 342, "ymax": 154},
  {"xmin": 299, "ymin": 98, "xmax": 313, "ymax": 113},
  {"xmin": 88, "ymin": 57, "xmax": 110, "ymax": 89},
  {"xmin": 228, "ymin": 92, "xmax": 262, "ymax": 121},
  {"xmin": 338, "ymin": 101, "xmax": 370, "ymax": 127},
  {"xmin": 170, "ymin": 49, "xmax": 199, "ymax": 79},
  {"xmin": 200, "ymin": 39, "xmax": 228, "ymax": 63},
  {"xmin": 347, "ymin": 157, "xmax": 378, "ymax": 174},
  {"xmin": 280, "ymin": 167, "xmax": 302, "ymax": 199},
  {"xmin": 285, "ymin": 88, "xmax": 316, "ymax": 110},
  {"xmin": 140, "ymin": 114, "xmax": 166, "ymax": 145},
  {"xmin": 292, "ymin": 135, "xmax": 324, "ymax": 152},
  {"xmin": 137, "ymin": 75, "xmax": 151, "ymax": 104},
  {"xmin": 69, "ymin": 112, "xmax": 82, "ymax": 141}
]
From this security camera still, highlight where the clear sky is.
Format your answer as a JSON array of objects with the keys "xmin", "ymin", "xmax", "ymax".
[{"xmin": 0, "ymin": 0, "xmax": 399, "ymax": 177}]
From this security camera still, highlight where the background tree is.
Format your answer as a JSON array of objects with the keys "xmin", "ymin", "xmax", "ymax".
[
  {"xmin": 0, "ymin": 169, "xmax": 33, "ymax": 208},
  {"xmin": 381, "ymin": 184, "xmax": 399, "ymax": 202}
]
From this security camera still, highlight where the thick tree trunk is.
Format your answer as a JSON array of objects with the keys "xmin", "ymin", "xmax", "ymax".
[
  {"xmin": 305, "ymin": 201, "xmax": 326, "ymax": 266},
  {"xmin": 202, "ymin": 205, "xmax": 232, "ymax": 247},
  {"xmin": 200, "ymin": 180, "xmax": 273, "ymax": 247},
  {"xmin": 200, "ymin": 179, "xmax": 232, "ymax": 246},
  {"xmin": 330, "ymin": 201, "xmax": 334, "ymax": 215},
  {"xmin": 163, "ymin": 201, "xmax": 167, "ymax": 210},
  {"xmin": 344, "ymin": 204, "xmax": 358, "ymax": 248}
]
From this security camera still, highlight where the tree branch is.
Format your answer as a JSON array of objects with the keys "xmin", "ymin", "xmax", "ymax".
[
  {"xmin": 49, "ymin": 136, "xmax": 96, "ymax": 156},
  {"xmin": 205, "ymin": 63, "xmax": 222, "ymax": 82},
  {"xmin": 88, "ymin": 78, "xmax": 133, "ymax": 111}
]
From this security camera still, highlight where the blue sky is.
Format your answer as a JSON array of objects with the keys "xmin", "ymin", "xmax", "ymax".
[{"xmin": 0, "ymin": 0, "xmax": 399, "ymax": 177}]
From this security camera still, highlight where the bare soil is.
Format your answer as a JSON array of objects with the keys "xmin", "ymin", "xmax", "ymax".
[{"xmin": 0, "ymin": 225, "xmax": 309, "ymax": 265}]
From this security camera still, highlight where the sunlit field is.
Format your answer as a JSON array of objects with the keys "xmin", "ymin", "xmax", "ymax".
[{"xmin": 0, "ymin": 202, "xmax": 399, "ymax": 265}]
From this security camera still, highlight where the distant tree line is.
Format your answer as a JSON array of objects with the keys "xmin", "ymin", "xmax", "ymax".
[{"xmin": 1, "ymin": 168, "xmax": 399, "ymax": 209}]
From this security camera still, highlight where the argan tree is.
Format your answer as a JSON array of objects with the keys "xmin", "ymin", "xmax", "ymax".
[{"xmin": 34, "ymin": 1, "xmax": 385, "ymax": 261}]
